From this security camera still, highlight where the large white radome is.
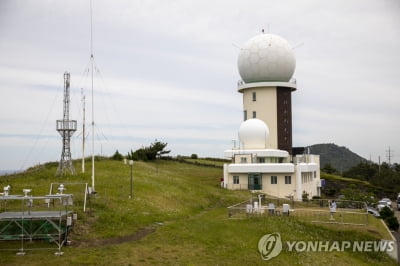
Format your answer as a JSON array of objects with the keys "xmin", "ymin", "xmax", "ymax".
[
  {"xmin": 239, "ymin": 119, "xmax": 269, "ymax": 149},
  {"xmin": 238, "ymin": 34, "xmax": 296, "ymax": 83}
]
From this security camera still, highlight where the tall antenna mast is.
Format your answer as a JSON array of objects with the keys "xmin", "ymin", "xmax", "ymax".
[
  {"xmin": 81, "ymin": 88, "xmax": 86, "ymax": 173},
  {"xmin": 56, "ymin": 72, "xmax": 77, "ymax": 176},
  {"xmin": 386, "ymin": 146, "xmax": 393, "ymax": 165},
  {"xmin": 90, "ymin": 0, "xmax": 96, "ymax": 192}
]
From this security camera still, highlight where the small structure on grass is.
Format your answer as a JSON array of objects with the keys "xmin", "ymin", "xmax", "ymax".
[{"xmin": 0, "ymin": 185, "xmax": 76, "ymax": 255}]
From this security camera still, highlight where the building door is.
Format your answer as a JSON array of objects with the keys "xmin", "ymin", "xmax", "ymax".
[{"xmin": 248, "ymin": 173, "xmax": 262, "ymax": 190}]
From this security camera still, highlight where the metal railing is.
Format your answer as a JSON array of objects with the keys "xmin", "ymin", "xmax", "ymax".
[{"xmin": 227, "ymin": 195, "xmax": 369, "ymax": 226}]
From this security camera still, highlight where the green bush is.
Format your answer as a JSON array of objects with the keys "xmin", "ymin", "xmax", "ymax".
[
  {"xmin": 379, "ymin": 206, "xmax": 399, "ymax": 231},
  {"xmin": 302, "ymin": 190, "xmax": 309, "ymax": 202},
  {"xmin": 127, "ymin": 140, "xmax": 170, "ymax": 161},
  {"xmin": 111, "ymin": 150, "xmax": 124, "ymax": 160},
  {"xmin": 386, "ymin": 216, "xmax": 399, "ymax": 231},
  {"xmin": 379, "ymin": 206, "xmax": 394, "ymax": 220}
]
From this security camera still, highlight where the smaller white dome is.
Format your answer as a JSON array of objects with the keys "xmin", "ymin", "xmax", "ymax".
[{"xmin": 239, "ymin": 119, "xmax": 269, "ymax": 149}]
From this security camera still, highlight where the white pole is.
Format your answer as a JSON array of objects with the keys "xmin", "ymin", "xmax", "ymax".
[
  {"xmin": 90, "ymin": 0, "xmax": 95, "ymax": 192},
  {"xmin": 82, "ymin": 89, "xmax": 85, "ymax": 173}
]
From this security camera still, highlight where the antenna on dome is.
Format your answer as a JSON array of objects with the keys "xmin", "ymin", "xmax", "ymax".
[
  {"xmin": 292, "ymin": 42, "xmax": 304, "ymax": 50},
  {"xmin": 232, "ymin": 42, "xmax": 241, "ymax": 49}
]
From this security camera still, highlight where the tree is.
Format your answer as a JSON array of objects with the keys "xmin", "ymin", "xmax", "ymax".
[
  {"xmin": 111, "ymin": 150, "xmax": 124, "ymax": 161},
  {"xmin": 380, "ymin": 206, "xmax": 394, "ymax": 220},
  {"xmin": 322, "ymin": 163, "xmax": 337, "ymax": 174},
  {"xmin": 343, "ymin": 162, "xmax": 378, "ymax": 181},
  {"xmin": 127, "ymin": 140, "xmax": 171, "ymax": 161},
  {"xmin": 380, "ymin": 206, "xmax": 399, "ymax": 231}
]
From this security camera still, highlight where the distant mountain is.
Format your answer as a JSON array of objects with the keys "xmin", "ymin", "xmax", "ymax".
[{"xmin": 309, "ymin": 143, "xmax": 366, "ymax": 173}]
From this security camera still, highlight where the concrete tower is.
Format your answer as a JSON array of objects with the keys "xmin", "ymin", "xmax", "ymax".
[{"xmin": 237, "ymin": 33, "xmax": 296, "ymax": 154}]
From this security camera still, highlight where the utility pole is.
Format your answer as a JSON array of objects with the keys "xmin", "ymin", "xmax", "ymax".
[
  {"xmin": 386, "ymin": 146, "xmax": 394, "ymax": 166},
  {"xmin": 378, "ymin": 156, "xmax": 381, "ymax": 175}
]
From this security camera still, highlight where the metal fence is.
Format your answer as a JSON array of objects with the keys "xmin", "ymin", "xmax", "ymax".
[
  {"xmin": 291, "ymin": 209, "xmax": 369, "ymax": 226},
  {"xmin": 227, "ymin": 195, "xmax": 369, "ymax": 226}
]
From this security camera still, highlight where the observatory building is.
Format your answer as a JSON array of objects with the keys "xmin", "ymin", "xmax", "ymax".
[{"xmin": 223, "ymin": 33, "xmax": 321, "ymax": 201}]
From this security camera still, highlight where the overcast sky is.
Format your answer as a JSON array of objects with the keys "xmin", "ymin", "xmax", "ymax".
[{"xmin": 0, "ymin": 0, "xmax": 399, "ymax": 171}]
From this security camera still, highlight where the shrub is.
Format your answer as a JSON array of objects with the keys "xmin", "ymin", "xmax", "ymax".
[
  {"xmin": 302, "ymin": 191, "xmax": 309, "ymax": 202},
  {"xmin": 111, "ymin": 150, "xmax": 124, "ymax": 161},
  {"xmin": 386, "ymin": 216, "xmax": 400, "ymax": 231},
  {"xmin": 127, "ymin": 141, "xmax": 170, "ymax": 161},
  {"xmin": 379, "ymin": 206, "xmax": 394, "ymax": 220}
]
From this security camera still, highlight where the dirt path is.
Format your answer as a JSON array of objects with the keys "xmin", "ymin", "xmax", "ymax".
[{"xmin": 72, "ymin": 226, "xmax": 156, "ymax": 248}]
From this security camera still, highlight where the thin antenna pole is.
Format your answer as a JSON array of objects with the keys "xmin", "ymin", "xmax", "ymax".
[
  {"xmin": 81, "ymin": 88, "xmax": 85, "ymax": 173},
  {"xmin": 90, "ymin": 0, "xmax": 93, "ymax": 59},
  {"xmin": 90, "ymin": 0, "xmax": 95, "ymax": 191}
]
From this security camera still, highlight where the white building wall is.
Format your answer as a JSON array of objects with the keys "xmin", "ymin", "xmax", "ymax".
[
  {"xmin": 242, "ymin": 87, "xmax": 278, "ymax": 149},
  {"xmin": 225, "ymin": 173, "xmax": 248, "ymax": 190},
  {"xmin": 224, "ymin": 152, "xmax": 320, "ymax": 201},
  {"xmin": 262, "ymin": 174, "xmax": 296, "ymax": 199},
  {"xmin": 228, "ymin": 163, "xmax": 294, "ymax": 173}
]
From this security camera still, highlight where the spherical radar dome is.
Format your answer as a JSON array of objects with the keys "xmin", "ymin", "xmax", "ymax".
[
  {"xmin": 238, "ymin": 33, "xmax": 296, "ymax": 83},
  {"xmin": 238, "ymin": 119, "xmax": 269, "ymax": 149}
]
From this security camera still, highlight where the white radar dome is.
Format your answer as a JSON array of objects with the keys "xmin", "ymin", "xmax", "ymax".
[
  {"xmin": 238, "ymin": 33, "xmax": 296, "ymax": 83},
  {"xmin": 239, "ymin": 119, "xmax": 269, "ymax": 149}
]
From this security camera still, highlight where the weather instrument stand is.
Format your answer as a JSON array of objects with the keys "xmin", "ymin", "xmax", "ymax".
[{"xmin": 56, "ymin": 72, "xmax": 77, "ymax": 176}]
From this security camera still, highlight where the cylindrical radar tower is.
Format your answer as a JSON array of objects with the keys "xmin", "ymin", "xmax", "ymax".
[{"xmin": 237, "ymin": 32, "xmax": 296, "ymax": 153}]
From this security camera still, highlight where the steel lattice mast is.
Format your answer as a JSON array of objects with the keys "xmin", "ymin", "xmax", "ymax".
[{"xmin": 56, "ymin": 72, "xmax": 77, "ymax": 176}]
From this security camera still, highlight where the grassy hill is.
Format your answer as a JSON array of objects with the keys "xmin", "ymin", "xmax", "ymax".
[
  {"xmin": 310, "ymin": 143, "xmax": 366, "ymax": 172},
  {"xmin": 0, "ymin": 159, "xmax": 396, "ymax": 265}
]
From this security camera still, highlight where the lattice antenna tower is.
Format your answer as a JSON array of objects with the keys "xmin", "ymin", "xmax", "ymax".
[
  {"xmin": 386, "ymin": 146, "xmax": 394, "ymax": 166},
  {"xmin": 56, "ymin": 72, "xmax": 77, "ymax": 175}
]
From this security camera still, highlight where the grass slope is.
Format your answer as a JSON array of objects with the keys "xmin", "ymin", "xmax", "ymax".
[{"xmin": 0, "ymin": 159, "xmax": 396, "ymax": 265}]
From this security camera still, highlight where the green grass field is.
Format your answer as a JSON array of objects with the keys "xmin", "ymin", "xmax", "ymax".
[{"xmin": 0, "ymin": 159, "xmax": 396, "ymax": 265}]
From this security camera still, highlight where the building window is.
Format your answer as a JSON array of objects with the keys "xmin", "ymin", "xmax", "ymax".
[
  {"xmin": 258, "ymin": 157, "xmax": 265, "ymax": 163},
  {"xmin": 252, "ymin": 111, "xmax": 256, "ymax": 118},
  {"xmin": 285, "ymin": 176, "xmax": 291, "ymax": 184},
  {"xmin": 252, "ymin": 92, "xmax": 256, "ymax": 101},
  {"xmin": 244, "ymin": 110, "xmax": 247, "ymax": 121},
  {"xmin": 233, "ymin": 176, "xmax": 239, "ymax": 184},
  {"xmin": 314, "ymin": 171, "xmax": 317, "ymax": 178},
  {"xmin": 271, "ymin": 176, "xmax": 277, "ymax": 184},
  {"xmin": 240, "ymin": 157, "xmax": 247, "ymax": 163}
]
